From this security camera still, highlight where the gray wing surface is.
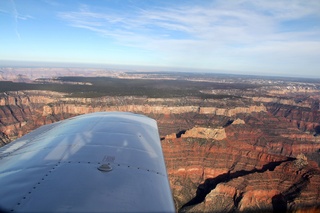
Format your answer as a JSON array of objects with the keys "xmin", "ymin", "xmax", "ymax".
[{"xmin": 0, "ymin": 112, "xmax": 175, "ymax": 212}]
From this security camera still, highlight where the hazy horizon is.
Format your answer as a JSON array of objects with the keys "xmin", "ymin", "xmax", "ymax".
[
  {"xmin": 1, "ymin": 0, "xmax": 320, "ymax": 78},
  {"xmin": 1, "ymin": 59, "xmax": 320, "ymax": 80}
]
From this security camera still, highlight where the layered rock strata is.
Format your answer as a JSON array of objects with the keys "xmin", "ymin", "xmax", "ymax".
[{"xmin": 1, "ymin": 89, "xmax": 320, "ymax": 212}]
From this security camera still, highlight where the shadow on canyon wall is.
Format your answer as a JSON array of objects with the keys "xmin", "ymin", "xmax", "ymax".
[
  {"xmin": 176, "ymin": 130, "xmax": 187, "ymax": 138},
  {"xmin": 179, "ymin": 158, "xmax": 295, "ymax": 212},
  {"xmin": 272, "ymin": 169, "xmax": 320, "ymax": 213}
]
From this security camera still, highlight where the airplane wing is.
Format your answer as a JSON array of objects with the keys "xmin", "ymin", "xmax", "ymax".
[{"xmin": 0, "ymin": 112, "xmax": 175, "ymax": 212}]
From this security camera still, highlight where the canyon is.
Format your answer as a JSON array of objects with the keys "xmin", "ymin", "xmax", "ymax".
[{"xmin": 0, "ymin": 73, "xmax": 320, "ymax": 212}]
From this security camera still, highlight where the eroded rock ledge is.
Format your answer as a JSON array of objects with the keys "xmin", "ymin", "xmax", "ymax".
[{"xmin": 1, "ymin": 90, "xmax": 320, "ymax": 212}]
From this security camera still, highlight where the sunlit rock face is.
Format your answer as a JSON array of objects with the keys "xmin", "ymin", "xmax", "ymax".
[
  {"xmin": 1, "ymin": 89, "xmax": 320, "ymax": 212},
  {"xmin": 163, "ymin": 133, "xmax": 320, "ymax": 212}
]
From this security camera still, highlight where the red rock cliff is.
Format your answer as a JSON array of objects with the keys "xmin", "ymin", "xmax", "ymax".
[{"xmin": 1, "ymin": 90, "xmax": 320, "ymax": 212}]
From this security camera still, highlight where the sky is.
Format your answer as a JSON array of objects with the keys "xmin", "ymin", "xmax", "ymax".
[{"xmin": 0, "ymin": 0, "xmax": 320, "ymax": 77}]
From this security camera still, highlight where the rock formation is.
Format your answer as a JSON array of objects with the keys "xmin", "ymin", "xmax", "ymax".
[{"xmin": 1, "ymin": 83, "xmax": 320, "ymax": 212}]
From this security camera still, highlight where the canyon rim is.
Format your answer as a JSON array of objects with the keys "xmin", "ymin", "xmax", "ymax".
[{"xmin": 1, "ymin": 71, "xmax": 320, "ymax": 212}]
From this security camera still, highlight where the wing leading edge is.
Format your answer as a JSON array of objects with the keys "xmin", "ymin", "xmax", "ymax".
[{"xmin": 0, "ymin": 112, "xmax": 175, "ymax": 212}]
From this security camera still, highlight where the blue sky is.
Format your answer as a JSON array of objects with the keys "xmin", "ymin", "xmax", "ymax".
[{"xmin": 1, "ymin": 0, "xmax": 320, "ymax": 77}]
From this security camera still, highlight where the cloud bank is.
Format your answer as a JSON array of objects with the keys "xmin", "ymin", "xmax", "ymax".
[{"xmin": 58, "ymin": 0, "xmax": 320, "ymax": 75}]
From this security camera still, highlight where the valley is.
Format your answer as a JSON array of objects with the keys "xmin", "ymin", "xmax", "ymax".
[{"xmin": 0, "ymin": 71, "xmax": 320, "ymax": 212}]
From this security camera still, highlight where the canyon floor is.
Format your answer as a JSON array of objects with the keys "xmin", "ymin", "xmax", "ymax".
[{"xmin": 1, "ymin": 70, "xmax": 320, "ymax": 212}]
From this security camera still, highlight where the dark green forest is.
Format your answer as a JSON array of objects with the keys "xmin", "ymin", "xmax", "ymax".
[{"xmin": 0, "ymin": 77, "xmax": 258, "ymax": 98}]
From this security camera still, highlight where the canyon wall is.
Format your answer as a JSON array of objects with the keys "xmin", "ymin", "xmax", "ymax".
[{"xmin": 1, "ymin": 90, "xmax": 320, "ymax": 212}]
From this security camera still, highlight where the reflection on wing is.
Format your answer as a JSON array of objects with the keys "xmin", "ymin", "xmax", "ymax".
[{"xmin": 0, "ymin": 112, "xmax": 175, "ymax": 212}]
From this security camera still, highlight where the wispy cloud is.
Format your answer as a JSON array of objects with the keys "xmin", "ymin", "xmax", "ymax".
[
  {"xmin": 10, "ymin": 0, "xmax": 21, "ymax": 39},
  {"xmin": 7, "ymin": 0, "xmax": 33, "ymax": 39},
  {"xmin": 42, "ymin": 0, "xmax": 62, "ymax": 7},
  {"xmin": 58, "ymin": 0, "xmax": 320, "ymax": 73}
]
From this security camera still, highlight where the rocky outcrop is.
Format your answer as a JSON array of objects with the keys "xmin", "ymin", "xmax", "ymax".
[
  {"xmin": 180, "ymin": 127, "xmax": 226, "ymax": 140},
  {"xmin": 233, "ymin": 118, "xmax": 245, "ymax": 125},
  {"xmin": 199, "ymin": 105, "xmax": 266, "ymax": 116},
  {"xmin": 42, "ymin": 104, "xmax": 267, "ymax": 117}
]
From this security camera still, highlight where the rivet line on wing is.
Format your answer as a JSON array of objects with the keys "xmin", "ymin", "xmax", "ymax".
[
  {"xmin": 59, "ymin": 160, "xmax": 166, "ymax": 176},
  {"xmin": 11, "ymin": 161, "xmax": 61, "ymax": 212}
]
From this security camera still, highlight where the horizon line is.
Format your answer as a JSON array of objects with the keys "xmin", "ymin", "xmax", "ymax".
[{"xmin": 0, "ymin": 59, "xmax": 319, "ymax": 80}]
